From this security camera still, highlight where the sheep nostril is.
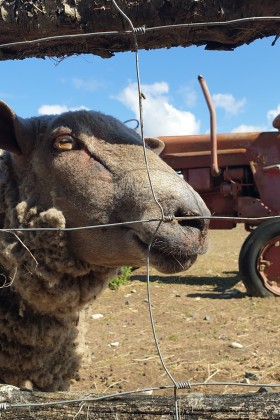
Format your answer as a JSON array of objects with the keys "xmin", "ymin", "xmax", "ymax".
[{"xmin": 174, "ymin": 209, "xmax": 206, "ymax": 231}]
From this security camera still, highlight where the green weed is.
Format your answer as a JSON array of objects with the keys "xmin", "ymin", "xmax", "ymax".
[{"xmin": 109, "ymin": 266, "xmax": 133, "ymax": 290}]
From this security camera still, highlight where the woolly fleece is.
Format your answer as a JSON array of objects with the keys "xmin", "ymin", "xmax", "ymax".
[
  {"xmin": 0, "ymin": 153, "xmax": 116, "ymax": 390},
  {"xmin": 0, "ymin": 102, "xmax": 209, "ymax": 391}
]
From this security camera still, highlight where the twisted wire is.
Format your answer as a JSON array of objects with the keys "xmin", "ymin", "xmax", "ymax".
[
  {"xmin": 110, "ymin": 0, "xmax": 165, "ymax": 221},
  {"xmin": 0, "ymin": 16, "xmax": 280, "ymax": 50},
  {"xmin": 6, "ymin": 381, "xmax": 280, "ymax": 409},
  {"xmin": 133, "ymin": 26, "xmax": 146, "ymax": 35},
  {"xmin": 175, "ymin": 382, "xmax": 192, "ymax": 390},
  {"xmin": 0, "ymin": 214, "xmax": 278, "ymax": 234},
  {"xmin": 111, "ymin": 0, "xmax": 179, "ymax": 394}
]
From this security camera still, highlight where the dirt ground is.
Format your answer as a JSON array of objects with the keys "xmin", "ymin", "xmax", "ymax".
[{"xmin": 73, "ymin": 225, "xmax": 280, "ymax": 396}]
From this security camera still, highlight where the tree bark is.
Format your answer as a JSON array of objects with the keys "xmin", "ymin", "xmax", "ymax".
[
  {"xmin": 0, "ymin": 385, "xmax": 279, "ymax": 419},
  {"xmin": 0, "ymin": 0, "xmax": 279, "ymax": 61}
]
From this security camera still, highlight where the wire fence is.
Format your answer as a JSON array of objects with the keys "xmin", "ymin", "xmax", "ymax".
[
  {"xmin": 0, "ymin": 1, "xmax": 280, "ymax": 418},
  {"xmin": 0, "ymin": 14, "xmax": 280, "ymax": 50}
]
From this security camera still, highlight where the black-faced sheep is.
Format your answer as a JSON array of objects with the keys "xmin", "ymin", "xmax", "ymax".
[{"xmin": 0, "ymin": 101, "xmax": 210, "ymax": 391}]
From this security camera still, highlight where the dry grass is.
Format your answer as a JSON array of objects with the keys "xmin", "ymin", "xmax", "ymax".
[{"xmin": 73, "ymin": 225, "xmax": 280, "ymax": 396}]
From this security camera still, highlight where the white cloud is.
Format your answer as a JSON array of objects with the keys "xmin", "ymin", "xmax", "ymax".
[
  {"xmin": 267, "ymin": 104, "xmax": 280, "ymax": 122},
  {"xmin": 231, "ymin": 124, "xmax": 267, "ymax": 133},
  {"xmin": 179, "ymin": 85, "xmax": 197, "ymax": 108},
  {"xmin": 231, "ymin": 104, "xmax": 280, "ymax": 133},
  {"xmin": 38, "ymin": 104, "xmax": 89, "ymax": 115},
  {"xmin": 115, "ymin": 82, "xmax": 200, "ymax": 137},
  {"xmin": 212, "ymin": 93, "xmax": 246, "ymax": 115},
  {"xmin": 71, "ymin": 78, "xmax": 104, "ymax": 92}
]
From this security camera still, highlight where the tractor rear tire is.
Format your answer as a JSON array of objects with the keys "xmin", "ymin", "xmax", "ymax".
[{"xmin": 239, "ymin": 218, "xmax": 280, "ymax": 297}]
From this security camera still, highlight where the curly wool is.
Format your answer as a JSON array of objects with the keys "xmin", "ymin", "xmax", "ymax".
[{"xmin": 0, "ymin": 153, "xmax": 117, "ymax": 390}]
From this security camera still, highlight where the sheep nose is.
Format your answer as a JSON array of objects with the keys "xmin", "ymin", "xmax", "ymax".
[
  {"xmin": 172, "ymin": 207, "xmax": 209, "ymax": 234},
  {"xmin": 160, "ymin": 185, "xmax": 210, "ymax": 237}
]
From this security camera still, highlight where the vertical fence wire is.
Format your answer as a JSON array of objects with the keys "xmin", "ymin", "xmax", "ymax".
[{"xmin": 111, "ymin": 1, "xmax": 190, "ymax": 417}]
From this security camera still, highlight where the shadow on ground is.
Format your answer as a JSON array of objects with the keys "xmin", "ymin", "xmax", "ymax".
[{"xmin": 131, "ymin": 271, "xmax": 247, "ymax": 299}]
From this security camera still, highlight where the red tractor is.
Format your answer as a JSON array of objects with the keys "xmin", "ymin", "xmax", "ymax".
[{"xmin": 160, "ymin": 77, "xmax": 280, "ymax": 297}]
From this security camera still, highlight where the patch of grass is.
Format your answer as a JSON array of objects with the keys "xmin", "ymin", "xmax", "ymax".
[
  {"xmin": 109, "ymin": 266, "xmax": 133, "ymax": 290},
  {"xmin": 168, "ymin": 334, "xmax": 178, "ymax": 342}
]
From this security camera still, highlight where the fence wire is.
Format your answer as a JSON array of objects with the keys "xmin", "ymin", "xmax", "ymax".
[
  {"xmin": 0, "ymin": 15, "xmax": 280, "ymax": 50},
  {"xmin": 0, "ymin": 1, "xmax": 280, "ymax": 418},
  {"xmin": 1, "ymin": 214, "xmax": 280, "ymax": 233}
]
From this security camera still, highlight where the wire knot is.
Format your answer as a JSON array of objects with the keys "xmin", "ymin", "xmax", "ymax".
[
  {"xmin": 133, "ymin": 26, "xmax": 146, "ymax": 35},
  {"xmin": 175, "ymin": 381, "xmax": 192, "ymax": 390},
  {"xmin": 164, "ymin": 214, "xmax": 175, "ymax": 222}
]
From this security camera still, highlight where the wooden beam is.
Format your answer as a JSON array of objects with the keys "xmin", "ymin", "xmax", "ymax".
[
  {"xmin": 0, "ymin": 385, "xmax": 279, "ymax": 419},
  {"xmin": 0, "ymin": 1, "xmax": 279, "ymax": 61}
]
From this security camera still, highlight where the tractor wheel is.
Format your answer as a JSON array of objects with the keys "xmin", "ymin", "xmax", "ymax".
[{"xmin": 239, "ymin": 218, "xmax": 280, "ymax": 297}]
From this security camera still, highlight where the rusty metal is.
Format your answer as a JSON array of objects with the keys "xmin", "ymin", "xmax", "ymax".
[
  {"xmin": 160, "ymin": 132, "xmax": 258, "ymax": 153},
  {"xmin": 198, "ymin": 75, "xmax": 220, "ymax": 177},
  {"xmin": 183, "ymin": 168, "xmax": 212, "ymax": 192},
  {"xmin": 160, "ymin": 129, "xmax": 280, "ymax": 228},
  {"xmin": 258, "ymin": 236, "xmax": 280, "ymax": 296},
  {"xmin": 224, "ymin": 167, "xmax": 244, "ymax": 181},
  {"xmin": 159, "ymin": 100, "xmax": 280, "ymax": 295}
]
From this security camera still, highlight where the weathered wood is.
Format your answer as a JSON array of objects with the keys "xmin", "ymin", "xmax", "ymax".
[
  {"xmin": 0, "ymin": 0, "xmax": 279, "ymax": 61},
  {"xmin": 0, "ymin": 385, "xmax": 279, "ymax": 419}
]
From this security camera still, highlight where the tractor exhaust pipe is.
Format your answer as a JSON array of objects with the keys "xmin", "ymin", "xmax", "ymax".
[{"xmin": 198, "ymin": 75, "xmax": 220, "ymax": 177}]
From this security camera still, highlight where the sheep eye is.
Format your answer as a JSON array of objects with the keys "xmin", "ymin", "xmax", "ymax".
[{"xmin": 53, "ymin": 135, "xmax": 77, "ymax": 151}]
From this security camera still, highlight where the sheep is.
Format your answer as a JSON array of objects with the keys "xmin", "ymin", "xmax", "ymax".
[
  {"xmin": 273, "ymin": 114, "xmax": 280, "ymax": 130},
  {"xmin": 0, "ymin": 100, "xmax": 210, "ymax": 391}
]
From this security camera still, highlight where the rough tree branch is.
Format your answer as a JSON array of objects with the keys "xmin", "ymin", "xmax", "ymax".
[
  {"xmin": 0, "ymin": 0, "xmax": 279, "ymax": 61},
  {"xmin": 0, "ymin": 385, "xmax": 280, "ymax": 419}
]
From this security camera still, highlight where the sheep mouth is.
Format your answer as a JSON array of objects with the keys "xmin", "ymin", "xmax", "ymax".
[{"xmin": 133, "ymin": 232, "xmax": 201, "ymax": 274}]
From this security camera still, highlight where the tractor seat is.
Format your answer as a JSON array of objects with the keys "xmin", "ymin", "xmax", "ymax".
[{"xmin": 273, "ymin": 114, "xmax": 280, "ymax": 130}]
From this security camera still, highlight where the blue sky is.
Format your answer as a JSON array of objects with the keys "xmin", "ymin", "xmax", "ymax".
[{"xmin": 1, "ymin": 36, "xmax": 279, "ymax": 136}]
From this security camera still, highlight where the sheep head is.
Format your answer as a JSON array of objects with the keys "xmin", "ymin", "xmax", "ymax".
[
  {"xmin": 0, "ymin": 100, "xmax": 210, "ymax": 277},
  {"xmin": 0, "ymin": 100, "xmax": 211, "ymax": 391}
]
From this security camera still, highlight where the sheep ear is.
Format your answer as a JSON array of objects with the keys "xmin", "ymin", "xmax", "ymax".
[
  {"xmin": 0, "ymin": 101, "xmax": 22, "ymax": 155},
  {"xmin": 145, "ymin": 137, "xmax": 165, "ymax": 155},
  {"xmin": 273, "ymin": 114, "xmax": 280, "ymax": 131}
]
